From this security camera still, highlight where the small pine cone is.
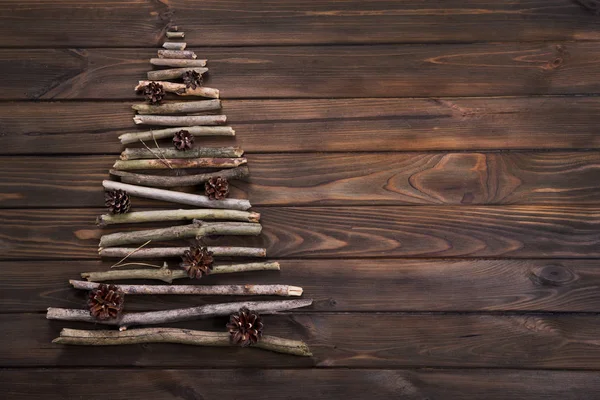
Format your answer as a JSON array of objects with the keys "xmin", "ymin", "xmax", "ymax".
[
  {"xmin": 88, "ymin": 284, "xmax": 125, "ymax": 321},
  {"xmin": 182, "ymin": 70, "xmax": 203, "ymax": 89},
  {"xmin": 173, "ymin": 129, "xmax": 194, "ymax": 151},
  {"xmin": 105, "ymin": 189, "xmax": 131, "ymax": 214},
  {"xmin": 227, "ymin": 307, "xmax": 263, "ymax": 347},
  {"xmin": 143, "ymin": 82, "xmax": 165, "ymax": 105},
  {"xmin": 180, "ymin": 245, "xmax": 214, "ymax": 279},
  {"xmin": 205, "ymin": 177, "xmax": 229, "ymax": 200}
]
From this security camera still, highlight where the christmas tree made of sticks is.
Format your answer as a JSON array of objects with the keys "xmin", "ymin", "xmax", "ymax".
[{"xmin": 47, "ymin": 27, "xmax": 312, "ymax": 357}]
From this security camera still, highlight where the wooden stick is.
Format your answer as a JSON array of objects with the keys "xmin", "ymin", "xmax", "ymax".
[
  {"xmin": 134, "ymin": 115, "xmax": 226, "ymax": 126},
  {"xmin": 53, "ymin": 328, "xmax": 312, "ymax": 357},
  {"xmin": 99, "ymin": 221, "xmax": 261, "ymax": 247},
  {"xmin": 70, "ymin": 280, "xmax": 302, "ymax": 297},
  {"xmin": 47, "ymin": 298, "xmax": 313, "ymax": 329},
  {"xmin": 136, "ymin": 81, "xmax": 219, "ymax": 98},
  {"xmin": 103, "ymin": 180, "xmax": 251, "ymax": 210},
  {"xmin": 150, "ymin": 58, "xmax": 206, "ymax": 67},
  {"xmin": 121, "ymin": 147, "xmax": 243, "ymax": 160},
  {"xmin": 113, "ymin": 157, "xmax": 246, "ymax": 171},
  {"xmin": 163, "ymin": 42, "xmax": 186, "ymax": 50},
  {"xmin": 166, "ymin": 32, "xmax": 185, "ymax": 39},
  {"xmin": 119, "ymin": 126, "xmax": 234, "ymax": 145},
  {"xmin": 132, "ymin": 100, "xmax": 220, "ymax": 115},
  {"xmin": 82, "ymin": 262, "xmax": 280, "ymax": 283},
  {"xmin": 97, "ymin": 208, "xmax": 260, "ymax": 226},
  {"xmin": 110, "ymin": 166, "xmax": 249, "ymax": 188},
  {"xmin": 147, "ymin": 67, "xmax": 207, "ymax": 81},
  {"xmin": 99, "ymin": 246, "xmax": 266, "ymax": 258},
  {"xmin": 158, "ymin": 49, "xmax": 196, "ymax": 59}
]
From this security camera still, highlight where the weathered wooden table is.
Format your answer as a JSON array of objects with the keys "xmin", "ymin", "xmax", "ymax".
[{"xmin": 1, "ymin": 1, "xmax": 600, "ymax": 398}]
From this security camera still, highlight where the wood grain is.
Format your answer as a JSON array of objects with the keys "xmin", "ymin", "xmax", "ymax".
[
  {"xmin": 3, "ymin": 43, "xmax": 600, "ymax": 100},
  {"xmin": 8, "ymin": 313, "xmax": 600, "ymax": 368},
  {"xmin": 1, "ymin": 368, "xmax": 599, "ymax": 400},
  {"xmin": 6, "ymin": 259, "xmax": 600, "ymax": 313},
  {"xmin": 2, "ymin": 97, "xmax": 600, "ymax": 154},
  {"xmin": 2, "ymin": 152, "xmax": 600, "ymax": 207},
  {"xmin": 0, "ymin": 207, "xmax": 598, "ymax": 260},
  {"xmin": 1, "ymin": 1, "xmax": 598, "ymax": 48}
]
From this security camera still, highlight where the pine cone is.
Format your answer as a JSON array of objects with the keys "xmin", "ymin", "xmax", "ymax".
[
  {"xmin": 173, "ymin": 129, "xmax": 194, "ymax": 150},
  {"xmin": 577, "ymin": 0, "xmax": 600, "ymax": 14},
  {"xmin": 205, "ymin": 177, "xmax": 229, "ymax": 200},
  {"xmin": 180, "ymin": 245, "xmax": 214, "ymax": 279},
  {"xmin": 88, "ymin": 284, "xmax": 125, "ymax": 321},
  {"xmin": 227, "ymin": 307, "xmax": 263, "ymax": 347},
  {"xmin": 182, "ymin": 70, "xmax": 203, "ymax": 89},
  {"xmin": 105, "ymin": 189, "xmax": 131, "ymax": 214},
  {"xmin": 143, "ymin": 82, "xmax": 165, "ymax": 105}
]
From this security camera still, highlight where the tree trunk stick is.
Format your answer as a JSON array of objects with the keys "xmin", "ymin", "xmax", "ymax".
[
  {"xmin": 53, "ymin": 328, "xmax": 312, "ymax": 356},
  {"xmin": 47, "ymin": 298, "xmax": 313, "ymax": 329},
  {"xmin": 158, "ymin": 49, "xmax": 196, "ymax": 59},
  {"xmin": 112, "ymin": 157, "xmax": 246, "ymax": 171},
  {"xmin": 134, "ymin": 115, "xmax": 226, "ymax": 126},
  {"xmin": 119, "ymin": 126, "xmax": 234, "ymax": 145},
  {"xmin": 121, "ymin": 147, "xmax": 243, "ymax": 160},
  {"xmin": 136, "ymin": 81, "xmax": 219, "ymax": 98},
  {"xmin": 132, "ymin": 99, "xmax": 220, "ymax": 115},
  {"xmin": 150, "ymin": 58, "xmax": 206, "ymax": 67},
  {"xmin": 163, "ymin": 42, "xmax": 186, "ymax": 50},
  {"xmin": 99, "ymin": 246, "xmax": 266, "ymax": 258},
  {"xmin": 166, "ymin": 31, "xmax": 185, "ymax": 39},
  {"xmin": 110, "ymin": 166, "xmax": 249, "ymax": 188},
  {"xmin": 97, "ymin": 208, "xmax": 260, "ymax": 227},
  {"xmin": 70, "ymin": 280, "xmax": 302, "ymax": 297},
  {"xmin": 102, "ymin": 180, "xmax": 251, "ymax": 210},
  {"xmin": 147, "ymin": 67, "xmax": 207, "ymax": 81},
  {"xmin": 99, "ymin": 221, "xmax": 261, "ymax": 248},
  {"xmin": 82, "ymin": 262, "xmax": 280, "ymax": 283}
]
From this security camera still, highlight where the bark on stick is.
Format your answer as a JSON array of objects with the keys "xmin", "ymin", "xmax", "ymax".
[
  {"xmin": 136, "ymin": 81, "xmax": 219, "ymax": 98},
  {"xmin": 97, "ymin": 208, "xmax": 260, "ymax": 226},
  {"xmin": 147, "ymin": 67, "xmax": 207, "ymax": 81},
  {"xmin": 158, "ymin": 49, "xmax": 196, "ymax": 59},
  {"xmin": 99, "ymin": 246, "xmax": 266, "ymax": 258},
  {"xmin": 166, "ymin": 32, "xmax": 185, "ymax": 39},
  {"xmin": 110, "ymin": 166, "xmax": 249, "ymax": 188},
  {"xmin": 120, "ymin": 147, "xmax": 243, "ymax": 160},
  {"xmin": 150, "ymin": 58, "xmax": 206, "ymax": 67},
  {"xmin": 134, "ymin": 115, "xmax": 226, "ymax": 126},
  {"xmin": 119, "ymin": 126, "xmax": 234, "ymax": 145},
  {"xmin": 112, "ymin": 157, "xmax": 246, "ymax": 171},
  {"xmin": 162, "ymin": 42, "xmax": 186, "ymax": 50},
  {"xmin": 132, "ymin": 100, "xmax": 220, "ymax": 115}
]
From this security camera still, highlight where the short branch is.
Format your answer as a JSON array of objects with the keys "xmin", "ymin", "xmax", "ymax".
[
  {"xmin": 134, "ymin": 115, "xmax": 226, "ymax": 126},
  {"xmin": 147, "ymin": 67, "xmax": 207, "ymax": 81},
  {"xmin": 136, "ymin": 81, "xmax": 219, "ymax": 98},
  {"xmin": 158, "ymin": 49, "xmax": 197, "ymax": 59},
  {"xmin": 112, "ymin": 157, "xmax": 246, "ymax": 170},
  {"xmin": 132, "ymin": 99, "xmax": 220, "ymax": 115},
  {"xmin": 121, "ymin": 147, "xmax": 243, "ymax": 160},
  {"xmin": 99, "ymin": 246, "xmax": 266, "ymax": 258},
  {"xmin": 110, "ymin": 165, "xmax": 249, "ymax": 188},
  {"xmin": 150, "ymin": 58, "xmax": 206, "ymax": 67},
  {"xmin": 119, "ymin": 126, "xmax": 234, "ymax": 145},
  {"xmin": 162, "ymin": 42, "xmax": 186, "ymax": 50},
  {"xmin": 166, "ymin": 31, "xmax": 185, "ymax": 39},
  {"xmin": 97, "ymin": 208, "xmax": 260, "ymax": 226}
]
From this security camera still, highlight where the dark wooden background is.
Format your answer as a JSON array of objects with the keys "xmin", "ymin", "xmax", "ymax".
[{"xmin": 2, "ymin": 1, "xmax": 600, "ymax": 398}]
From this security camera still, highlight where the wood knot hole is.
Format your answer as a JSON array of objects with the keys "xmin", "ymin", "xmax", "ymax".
[{"xmin": 529, "ymin": 264, "xmax": 576, "ymax": 287}]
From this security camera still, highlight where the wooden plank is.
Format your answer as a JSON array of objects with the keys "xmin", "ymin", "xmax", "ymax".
[
  {"xmin": 0, "ymin": 207, "xmax": 598, "ymax": 260},
  {"xmin": 6, "ymin": 259, "xmax": 600, "ymax": 313},
  {"xmin": 2, "ymin": 152, "xmax": 600, "ymax": 207},
  {"xmin": 1, "ymin": 1, "xmax": 598, "ymax": 48},
  {"xmin": 3, "ymin": 43, "xmax": 600, "ymax": 100},
  {"xmin": 1, "ymin": 98, "xmax": 600, "ymax": 153},
  {"xmin": 7, "ymin": 313, "xmax": 600, "ymax": 368},
  {"xmin": 1, "ymin": 368, "xmax": 599, "ymax": 400}
]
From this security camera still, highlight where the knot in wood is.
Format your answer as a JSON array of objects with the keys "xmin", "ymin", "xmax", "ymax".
[{"xmin": 529, "ymin": 264, "xmax": 576, "ymax": 287}]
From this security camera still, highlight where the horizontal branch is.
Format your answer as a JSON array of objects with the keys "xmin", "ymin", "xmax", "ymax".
[
  {"xmin": 47, "ymin": 298, "xmax": 313, "ymax": 329},
  {"xmin": 99, "ymin": 246, "xmax": 266, "ymax": 258},
  {"xmin": 162, "ymin": 42, "xmax": 186, "ymax": 50},
  {"xmin": 110, "ymin": 165, "xmax": 249, "ymax": 188},
  {"xmin": 150, "ymin": 58, "xmax": 206, "ymax": 67},
  {"xmin": 53, "ymin": 328, "xmax": 312, "ymax": 357},
  {"xmin": 165, "ymin": 31, "xmax": 185, "ymax": 39},
  {"xmin": 136, "ymin": 81, "xmax": 219, "ymax": 98},
  {"xmin": 120, "ymin": 147, "xmax": 243, "ymax": 160},
  {"xmin": 97, "ymin": 208, "xmax": 260, "ymax": 226},
  {"xmin": 132, "ymin": 99, "xmax": 221, "ymax": 115},
  {"xmin": 102, "ymin": 180, "xmax": 251, "ymax": 210},
  {"xmin": 147, "ymin": 67, "xmax": 207, "ymax": 81},
  {"xmin": 112, "ymin": 157, "xmax": 247, "ymax": 170},
  {"xmin": 99, "ymin": 221, "xmax": 262, "ymax": 247},
  {"xmin": 133, "ymin": 115, "xmax": 226, "ymax": 126},
  {"xmin": 71, "ymin": 280, "xmax": 302, "ymax": 297},
  {"xmin": 119, "ymin": 126, "xmax": 234, "ymax": 145},
  {"xmin": 158, "ymin": 49, "xmax": 197, "ymax": 59}
]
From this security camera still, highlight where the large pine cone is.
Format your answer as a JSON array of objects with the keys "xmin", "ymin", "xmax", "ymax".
[
  {"xmin": 577, "ymin": 0, "xmax": 600, "ymax": 14},
  {"xmin": 88, "ymin": 284, "xmax": 125, "ymax": 321},
  {"xmin": 143, "ymin": 82, "xmax": 165, "ymax": 104},
  {"xmin": 180, "ymin": 245, "xmax": 214, "ymax": 279},
  {"xmin": 227, "ymin": 307, "xmax": 263, "ymax": 347},
  {"xmin": 205, "ymin": 177, "xmax": 229, "ymax": 200},
  {"xmin": 105, "ymin": 189, "xmax": 131, "ymax": 214},
  {"xmin": 182, "ymin": 70, "xmax": 203, "ymax": 89},
  {"xmin": 173, "ymin": 129, "xmax": 194, "ymax": 150}
]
